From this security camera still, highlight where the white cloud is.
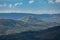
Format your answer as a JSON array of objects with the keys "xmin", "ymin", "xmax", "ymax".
[
  {"xmin": 0, "ymin": 10, "xmax": 60, "ymax": 14},
  {"xmin": 29, "ymin": 0, "xmax": 34, "ymax": 4},
  {"xmin": 0, "ymin": 3, "xmax": 23, "ymax": 8},
  {"xmin": 0, "ymin": 4, "xmax": 14, "ymax": 8},
  {"xmin": 15, "ymin": 2, "xmax": 23, "ymax": 6},
  {"xmin": 0, "ymin": 4, "xmax": 7, "ymax": 7},
  {"xmin": 56, "ymin": 0, "xmax": 60, "ymax": 2},
  {"xmin": 9, "ymin": 4, "xmax": 12, "ymax": 8},
  {"xmin": 48, "ymin": 0, "xmax": 55, "ymax": 4}
]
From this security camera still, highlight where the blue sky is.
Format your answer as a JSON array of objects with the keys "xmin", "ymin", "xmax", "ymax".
[{"xmin": 0, "ymin": 0, "xmax": 60, "ymax": 14}]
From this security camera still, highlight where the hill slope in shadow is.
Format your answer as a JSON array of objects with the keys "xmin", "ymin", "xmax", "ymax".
[{"xmin": 0, "ymin": 26, "xmax": 60, "ymax": 40}]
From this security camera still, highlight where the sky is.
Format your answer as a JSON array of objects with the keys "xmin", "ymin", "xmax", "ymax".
[{"xmin": 0, "ymin": 0, "xmax": 60, "ymax": 14}]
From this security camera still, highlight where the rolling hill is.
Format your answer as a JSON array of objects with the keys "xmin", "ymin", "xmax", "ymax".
[{"xmin": 0, "ymin": 26, "xmax": 60, "ymax": 40}]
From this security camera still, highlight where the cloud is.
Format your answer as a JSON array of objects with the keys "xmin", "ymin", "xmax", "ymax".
[
  {"xmin": 29, "ymin": 0, "xmax": 34, "ymax": 4},
  {"xmin": 48, "ymin": 0, "xmax": 55, "ymax": 4},
  {"xmin": 0, "ymin": 2, "xmax": 23, "ymax": 8},
  {"xmin": 56, "ymin": 0, "xmax": 60, "ymax": 2},
  {"xmin": 0, "ymin": 10, "xmax": 60, "ymax": 14},
  {"xmin": 0, "ymin": 4, "xmax": 13, "ymax": 8},
  {"xmin": 15, "ymin": 2, "xmax": 23, "ymax": 6},
  {"xmin": 0, "ymin": 4, "xmax": 7, "ymax": 7},
  {"xmin": 9, "ymin": 4, "xmax": 12, "ymax": 8}
]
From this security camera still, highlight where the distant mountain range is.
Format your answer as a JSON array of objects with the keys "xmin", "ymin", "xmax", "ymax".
[
  {"xmin": 0, "ymin": 14, "xmax": 60, "ymax": 35},
  {"xmin": 0, "ymin": 26, "xmax": 60, "ymax": 40}
]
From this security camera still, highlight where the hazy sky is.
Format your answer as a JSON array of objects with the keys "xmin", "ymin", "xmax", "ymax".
[{"xmin": 0, "ymin": 0, "xmax": 60, "ymax": 14}]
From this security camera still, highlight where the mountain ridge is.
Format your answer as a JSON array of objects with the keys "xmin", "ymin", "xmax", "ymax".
[{"xmin": 0, "ymin": 14, "xmax": 60, "ymax": 35}]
